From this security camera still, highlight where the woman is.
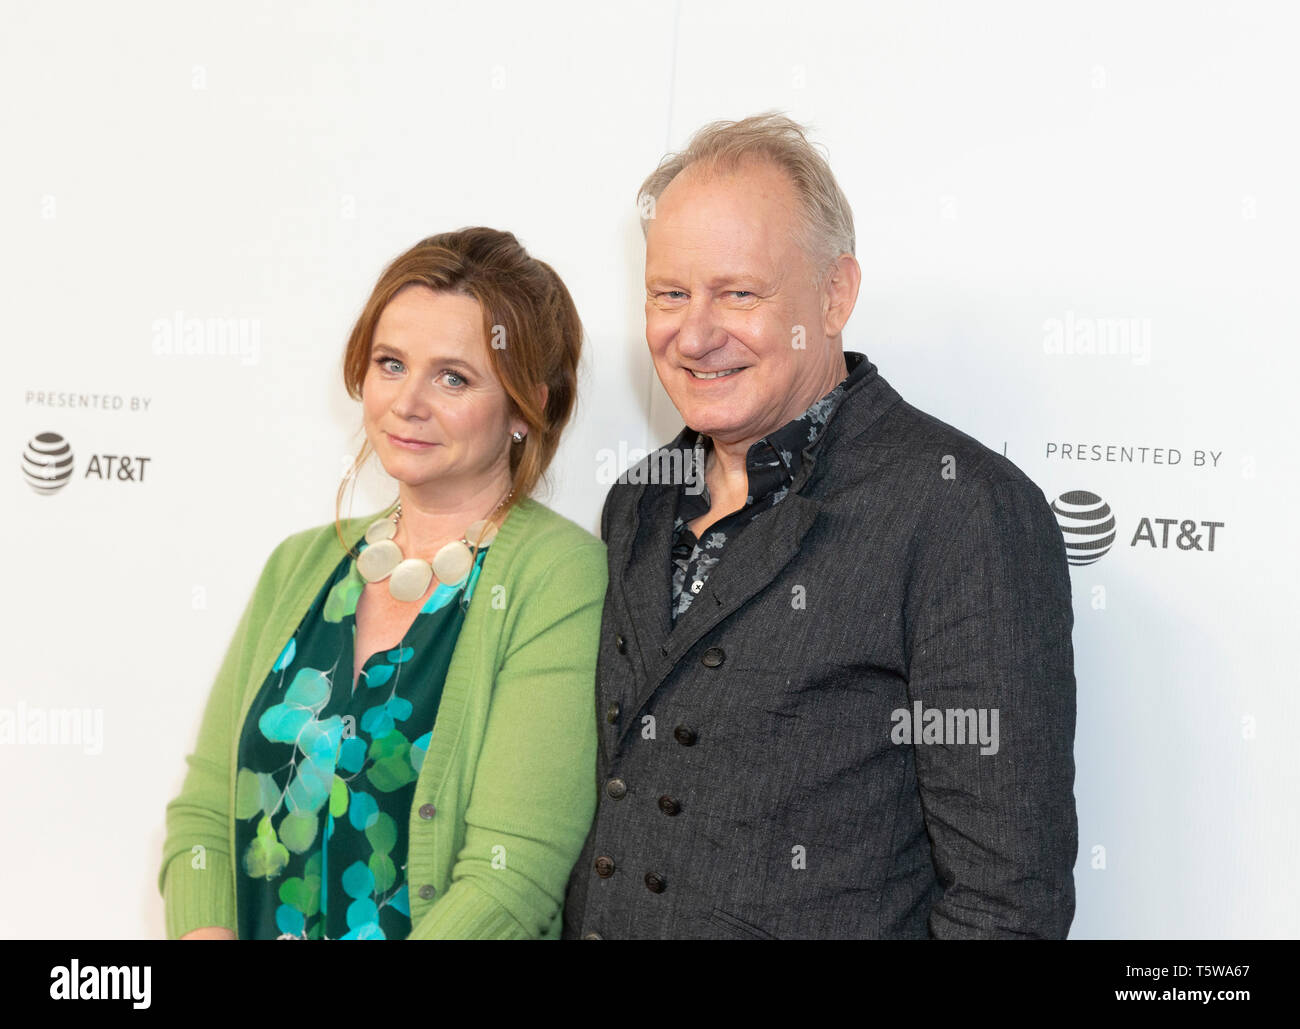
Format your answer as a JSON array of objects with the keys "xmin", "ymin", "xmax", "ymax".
[{"xmin": 158, "ymin": 228, "xmax": 604, "ymax": 939}]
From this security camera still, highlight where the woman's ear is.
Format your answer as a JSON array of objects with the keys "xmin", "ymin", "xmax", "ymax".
[{"xmin": 509, "ymin": 386, "xmax": 548, "ymax": 441}]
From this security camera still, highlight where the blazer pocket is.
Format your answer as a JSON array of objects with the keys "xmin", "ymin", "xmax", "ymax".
[{"xmin": 707, "ymin": 906, "xmax": 779, "ymax": 941}]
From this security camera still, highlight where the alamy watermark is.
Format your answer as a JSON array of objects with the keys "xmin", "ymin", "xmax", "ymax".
[
  {"xmin": 1043, "ymin": 310, "xmax": 1151, "ymax": 366},
  {"xmin": 0, "ymin": 702, "xmax": 103, "ymax": 755},
  {"xmin": 152, "ymin": 309, "xmax": 261, "ymax": 366},
  {"xmin": 50, "ymin": 960, "xmax": 150, "ymax": 1008},
  {"xmin": 891, "ymin": 701, "xmax": 999, "ymax": 756},
  {"xmin": 596, "ymin": 442, "xmax": 705, "ymax": 494}
]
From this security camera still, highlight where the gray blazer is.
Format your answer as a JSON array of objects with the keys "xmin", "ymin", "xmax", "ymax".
[{"xmin": 562, "ymin": 357, "xmax": 1078, "ymax": 939}]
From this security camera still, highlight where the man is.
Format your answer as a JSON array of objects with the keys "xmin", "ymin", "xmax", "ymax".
[{"xmin": 563, "ymin": 113, "xmax": 1077, "ymax": 939}]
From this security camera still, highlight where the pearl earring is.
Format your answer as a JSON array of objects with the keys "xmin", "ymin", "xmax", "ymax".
[{"xmin": 511, "ymin": 431, "xmax": 524, "ymax": 443}]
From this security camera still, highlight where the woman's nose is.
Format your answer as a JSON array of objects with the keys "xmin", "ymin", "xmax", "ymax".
[{"xmin": 391, "ymin": 377, "xmax": 433, "ymax": 420}]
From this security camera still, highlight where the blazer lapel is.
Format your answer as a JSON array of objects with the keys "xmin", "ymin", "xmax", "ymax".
[
  {"xmin": 614, "ymin": 482, "xmax": 822, "ymax": 744},
  {"xmin": 616, "ymin": 482, "xmax": 676, "ymax": 678}
]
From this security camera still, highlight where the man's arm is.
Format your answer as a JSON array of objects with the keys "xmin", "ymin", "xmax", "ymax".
[{"xmin": 906, "ymin": 475, "xmax": 1078, "ymax": 938}]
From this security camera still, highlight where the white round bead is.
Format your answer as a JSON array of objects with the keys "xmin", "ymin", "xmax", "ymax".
[
  {"xmin": 465, "ymin": 519, "xmax": 499, "ymax": 547},
  {"xmin": 357, "ymin": 539, "xmax": 402, "ymax": 582},
  {"xmin": 389, "ymin": 558, "xmax": 433, "ymax": 602},
  {"xmin": 432, "ymin": 540, "xmax": 474, "ymax": 586}
]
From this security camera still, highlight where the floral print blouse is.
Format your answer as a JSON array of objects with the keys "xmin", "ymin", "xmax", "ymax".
[{"xmin": 233, "ymin": 529, "xmax": 489, "ymax": 939}]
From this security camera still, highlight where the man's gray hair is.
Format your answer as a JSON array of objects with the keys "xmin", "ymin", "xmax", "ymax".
[{"xmin": 636, "ymin": 111, "xmax": 856, "ymax": 279}]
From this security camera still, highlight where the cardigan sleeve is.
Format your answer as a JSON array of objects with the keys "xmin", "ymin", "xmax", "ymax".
[
  {"xmin": 157, "ymin": 537, "xmax": 294, "ymax": 939},
  {"xmin": 405, "ymin": 537, "xmax": 606, "ymax": 939}
]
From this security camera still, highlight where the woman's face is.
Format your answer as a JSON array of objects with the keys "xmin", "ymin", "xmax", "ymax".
[{"xmin": 361, "ymin": 285, "xmax": 524, "ymax": 503}]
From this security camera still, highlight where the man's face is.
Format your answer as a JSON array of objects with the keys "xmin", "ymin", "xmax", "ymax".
[{"xmin": 644, "ymin": 157, "xmax": 837, "ymax": 447}]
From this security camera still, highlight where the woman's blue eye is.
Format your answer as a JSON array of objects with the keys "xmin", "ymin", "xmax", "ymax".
[{"xmin": 373, "ymin": 357, "xmax": 466, "ymax": 387}]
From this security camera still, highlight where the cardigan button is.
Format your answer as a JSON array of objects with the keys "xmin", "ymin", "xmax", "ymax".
[
  {"xmin": 673, "ymin": 725, "xmax": 698, "ymax": 746},
  {"xmin": 418, "ymin": 884, "xmax": 436, "ymax": 901},
  {"xmin": 582, "ymin": 931, "xmax": 603, "ymax": 940},
  {"xmin": 606, "ymin": 702, "xmax": 621, "ymax": 724},
  {"xmin": 418, "ymin": 803, "xmax": 437, "ymax": 819},
  {"xmin": 605, "ymin": 778, "xmax": 627, "ymax": 800},
  {"xmin": 615, "ymin": 634, "xmax": 627, "ymax": 654},
  {"xmin": 701, "ymin": 646, "xmax": 725, "ymax": 668},
  {"xmin": 658, "ymin": 795, "xmax": 681, "ymax": 816},
  {"xmin": 644, "ymin": 872, "xmax": 667, "ymax": 894},
  {"xmin": 594, "ymin": 856, "xmax": 615, "ymax": 878}
]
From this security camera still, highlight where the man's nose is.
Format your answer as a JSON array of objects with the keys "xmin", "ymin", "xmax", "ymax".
[{"xmin": 674, "ymin": 296, "xmax": 721, "ymax": 357}]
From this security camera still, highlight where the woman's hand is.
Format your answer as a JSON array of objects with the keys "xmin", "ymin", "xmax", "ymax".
[{"xmin": 179, "ymin": 926, "xmax": 236, "ymax": 940}]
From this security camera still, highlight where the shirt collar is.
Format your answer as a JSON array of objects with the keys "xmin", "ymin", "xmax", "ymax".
[{"xmin": 679, "ymin": 350, "xmax": 870, "ymax": 506}]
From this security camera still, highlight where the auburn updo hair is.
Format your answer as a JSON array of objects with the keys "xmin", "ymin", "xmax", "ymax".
[{"xmin": 334, "ymin": 227, "xmax": 583, "ymax": 554}]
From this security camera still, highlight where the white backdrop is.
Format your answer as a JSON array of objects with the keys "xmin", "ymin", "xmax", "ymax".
[{"xmin": 2, "ymin": 0, "xmax": 1296, "ymax": 939}]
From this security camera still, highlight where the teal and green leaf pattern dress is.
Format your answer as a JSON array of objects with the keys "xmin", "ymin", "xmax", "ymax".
[{"xmin": 234, "ymin": 529, "xmax": 489, "ymax": 939}]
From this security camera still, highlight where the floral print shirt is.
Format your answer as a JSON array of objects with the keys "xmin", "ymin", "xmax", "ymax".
[
  {"xmin": 233, "ymin": 528, "xmax": 489, "ymax": 939},
  {"xmin": 670, "ymin": 352, "xmax": 870, "ymax": 623}
]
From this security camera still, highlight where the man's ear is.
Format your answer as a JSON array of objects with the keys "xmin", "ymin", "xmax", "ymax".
[{"xmin": 821, "ymin": 253, "xmax": 862, "ymax": 339}]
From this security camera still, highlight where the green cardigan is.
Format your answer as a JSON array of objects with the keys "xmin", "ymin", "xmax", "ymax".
[{"xmin": 158, "ymin": 496, "xmax": 605, "ymax": 939}]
